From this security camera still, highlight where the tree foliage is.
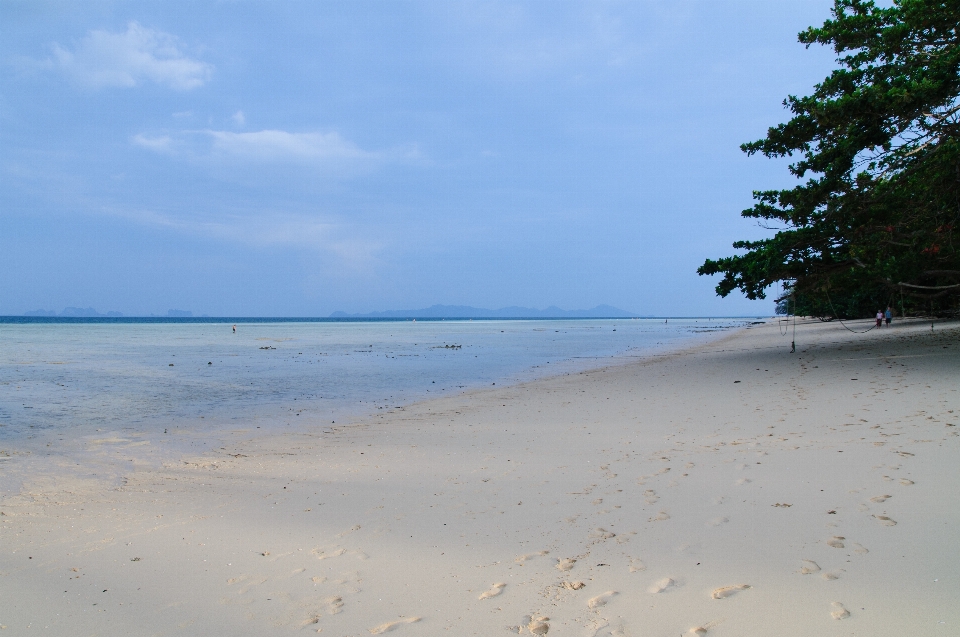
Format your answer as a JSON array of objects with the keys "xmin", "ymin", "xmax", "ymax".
[{"xmin": 699, "ymin": 0, "xmax": 960, "ymax": 317}]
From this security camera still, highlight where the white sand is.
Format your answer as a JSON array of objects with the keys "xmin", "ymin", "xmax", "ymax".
[{"xmin": 2, "ymin": 318, "xmax": 958, "ymax": 635}]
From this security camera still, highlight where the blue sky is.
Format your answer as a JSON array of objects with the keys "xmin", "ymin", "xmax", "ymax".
[{"xmin": 1, "ymin": 1, "xmax": 838, "ymax": 316}]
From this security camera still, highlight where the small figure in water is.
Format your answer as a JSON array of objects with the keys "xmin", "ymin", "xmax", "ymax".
[{"xmin": 232, "ymin": 324, "xmax": 236, "ymax": 334}]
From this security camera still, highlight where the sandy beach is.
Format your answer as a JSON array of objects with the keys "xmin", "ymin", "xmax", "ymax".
[{"xmin": 1, "ymin": 318, "xmax": 958, "ymax": 636}]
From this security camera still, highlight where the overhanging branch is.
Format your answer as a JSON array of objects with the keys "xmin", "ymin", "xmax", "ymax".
[{"xmin": 896, "ymin": 281, "xmax": 960, "ymax": 290}]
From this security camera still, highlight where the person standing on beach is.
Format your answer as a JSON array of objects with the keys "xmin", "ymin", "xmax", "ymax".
[
  {"xmin": 885, "ymin": 306, "xmax": 892, "ymax": 326},
  {"xmin": 232, "ymin": 324, "xmax": 236, "ymax": 334},
  {"xmin": 876, "ymin": 310, "xmax": 883, "ymax": 328}
]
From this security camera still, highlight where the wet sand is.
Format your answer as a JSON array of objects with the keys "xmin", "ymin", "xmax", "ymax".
[{"xmin": 1, "ymin": 318, "xmax": 958, "ymax": 635}]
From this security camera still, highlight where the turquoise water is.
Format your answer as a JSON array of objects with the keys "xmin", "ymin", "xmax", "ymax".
[{"xmin": 0, "ymin": 318, "xmax": 749, "ymax": 448}]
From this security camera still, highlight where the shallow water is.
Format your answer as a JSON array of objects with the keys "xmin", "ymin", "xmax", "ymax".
[{"xmin": 0, "ymin": 318, "xmax": 749, "ymax": 451}]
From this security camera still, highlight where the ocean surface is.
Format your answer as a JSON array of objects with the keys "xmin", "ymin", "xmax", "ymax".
[{"xmin": 0, "ymin": 318, "xmax": 754, "ymax": 455}]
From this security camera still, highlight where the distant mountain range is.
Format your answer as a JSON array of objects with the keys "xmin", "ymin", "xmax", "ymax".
[
  {"xmin": 23, "ymin": 308, "xmax": 195, "ymax": 318},
  {"xmin": 18, "ymin": 305, "xmax": 637, "ymax": 319},
  {"xmin": 24, "ymin": 307, "xmax": 124, "ymax": 317},
  {"xmin": 329, "ymin": 304, "xmax": 638, "ymax": 319}
]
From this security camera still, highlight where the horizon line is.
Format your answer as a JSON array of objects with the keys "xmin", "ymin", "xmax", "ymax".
[{"xmin": 0, "ymin": 315, "xmax": 769, "ymax": 323}]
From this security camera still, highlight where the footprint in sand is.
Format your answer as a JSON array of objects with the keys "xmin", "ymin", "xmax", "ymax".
[
  {"xmin": 479, "ymin": 583, "xmax": 506, "ymax": 600},
  {"xmin": 735, "ymin": 478, "xmax": 751, "ymax": 485},
  {"xmin": 304, "ymin": 597, "xmax": 343, "ymax": 612},
  {"xmin": 587, "ymin": 591, "xmax": 617, "ymax": 609},
  {"xmin": 800, "ymin": 560, "xmax": 820, "ymax": 574},
  {"xmin": 899, "ymin": 478, "xmax": 914, "ymax": 486},
  {"xmin": 822, "ymin": 570, "xmax": 843, "ymax": 581},
  {"xmin": 830, "ymin": 602, "xmax": 850, "ymax": 620},
  {"xmin": 515, "ymin": 551, "xmax": 549, "ymax": 565},
  {"xmin": 323, "ymin": 596, "xmax": 344, "ymax": 615},
  {"xmin": 557, "ymin": 558, "xmax": 577, "ymax": 572},
  {"xmin": 649, "ymin": 577, "xmax": 681, "ymax": 594},
  {"xmin": 369, "ymin": 617, "xmax": 421, "ymax": 634},
  {"xmin": 226, "ymin": 575, "xmax": 268, "ymax": 594},
  {"xmin": 826, "ymin": 536, "xmax": 845, "ymax": 548},
  {"xmin": 302, "ymin": 614, "xmax": 323, "ymax": 628},
  {"xmin": 650, "ymin": 511, "xmax": 670, "ymax": 522},
  {"xmin": 707, "ymin": 516, "xmax": 728, "ymax": 527},
  {"xmin": 629, "ymin": 558, "xmax": 646, "ymax": 573},
  {"xmin": 616, "ymin": 531, "xmax": 637, "ymax": 545},
  {"xmin": 526, "ymin": 616, "xmax": 550, "ymax": 635},
  {"xmin": 869, "ymin": 495, "xmax": 892, "ymax": 503},
  {"xmin": 688, "ymin": 619, "xmax": 721, "ymax": 635},
  {"xmin": 338, "ymin": 524, "xmax": 362, "ymax": 537},
  {"xmin": 311, "ymin": 547, "xmax": 346, "ymax": 561},
  {"xmin": 711, "ymin": 584, "xmax": 750, "ymax": 599},
  {"xmin": 873, "ymin": 515, "xmax": 897, "ymax": 526},
  {"xmin": 562, "ymin": 581, "xmax": 585, "ymax": 590},
  {"xmin": 334, "ymin": 571, "xmax": 363, "ymax": 594},
  {"xmin": 852, "ymin": 543, "xmax": 869, "ymax": 554},
  {"xmin": 589, "ymin": 528, "xmax": 616, "ymax": 540}
]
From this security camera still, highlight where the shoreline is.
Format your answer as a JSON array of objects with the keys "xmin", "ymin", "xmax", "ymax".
[
  {"xmin": 1, "ymin": 318, "xmax": 958, "ymax": 635},
  {"xmin": 0, "ymin": 319, "xmax": 750, "ymax": 484}
]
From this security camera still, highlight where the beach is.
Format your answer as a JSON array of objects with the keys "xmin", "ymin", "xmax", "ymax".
[{"xmin": 1, "ymin": 318, "xmax": 958, "ymax": 635}]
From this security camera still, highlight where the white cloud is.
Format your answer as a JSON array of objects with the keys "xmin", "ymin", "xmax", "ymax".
[
  {"xmin": 231, "ymin": 110, "xmax": 245, "ymax": 127},
  {"xmin": 207, "ymin": 130, "xmax": 371, "ymax": 162},
  {"xmin": 51, "ymin": 22, "xmax": 212, "ymax": 90},
  {"xmin": 132, "ymin": 127, "xmax": 404, "ymax": 172},
  {"xmin": 424, "ymin": 2, "xmax": 639, "ymax": 80},
  {"xmin": 132, "ymin": 133, "xmax": 174, "ymax": 153},
  {"xmin": 106, "ymin": 205, "xmax": 383, "ymax": 266}
]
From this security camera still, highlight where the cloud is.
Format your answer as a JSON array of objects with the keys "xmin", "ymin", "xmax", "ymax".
[
  {"xmin": 132, "ymin": 133, "xmax": 174, "ymax": 153},
  {"xmin": 50, "ymin": 22, "xmax": 212, "ymax": 90},
  {"xmin": 132, "ymin": 127, "xmax": 421, "ymax": 173},
  {"xmin": 105, "ymin": 205, "xmax": 383, "ymax": 268},
  {"xmin": 207, "ymin": 130, "xmax": 371, "ymax": 162},
  {"xmin": 231, "ymin": 110, "xmax": 245, "ymax": 127},
  {"xmin": 424, "ymin": 2, "xmax": 640, "ymax": 80}
]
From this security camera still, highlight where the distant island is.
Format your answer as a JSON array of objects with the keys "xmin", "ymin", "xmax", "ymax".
[
  {"xmin": 24, "ymin": 307, "xmax": 125, "ymax": 318},
  {"xmin": 17, "ymin": 305, "xmax": 637, "ymax": 319},
  {"xmin": 329, "ymin": 304, "xmax": 639, "ymax": 319},
  {"xmin": 23, "ymin": 308, "xmax": 196, "ymax": 318}
]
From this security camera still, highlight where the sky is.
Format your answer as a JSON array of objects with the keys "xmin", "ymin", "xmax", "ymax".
[{"xmin": 0, "ymin": 0, "xmax": 840, "ymax": 317}]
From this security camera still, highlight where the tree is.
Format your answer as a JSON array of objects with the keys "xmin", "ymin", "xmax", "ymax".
[{"xmin": 699, "ymin": 0, "xmax": 960, "ymax": 318}]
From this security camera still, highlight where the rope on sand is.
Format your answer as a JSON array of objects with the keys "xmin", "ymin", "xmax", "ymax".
[
  {"xmin": 824, "ymin": 288, "xmax": 877, "ymax": 334},
  {"xmin": 777, "ymin": 295, "xmax": 797, "ymax": 352}
]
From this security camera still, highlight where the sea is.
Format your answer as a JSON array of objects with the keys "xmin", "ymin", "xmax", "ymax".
[{"xmin": 0, "ymin": 317, "xmax": 756, "ymax": 466}]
